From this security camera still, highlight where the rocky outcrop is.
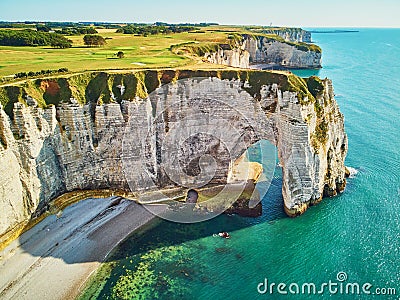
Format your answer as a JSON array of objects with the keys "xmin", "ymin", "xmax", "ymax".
[
  {"xmin": 243, "ymin": 36, "xmax": 321, "ymax": 68},
  {"xmin": 204, "ymin": 46, "xmax": 250, "ymax": 68},
  {"xmin": 245, "ymin": 27, "xmax": 312, "ymax": 43},
  {"xmin": 277, "ymin": 78, "xmax": 347, "ymax": 215},
  {"xmin": 0, "ymin": 70, "xmax": 347, "ymax": 244},
  {"xmin": 271, "ymin": 28, "xmax": 312, "ymax": 43},
  {"xmin": 204, "ymin": 35, "xmax": 321, "ymax": 69}
]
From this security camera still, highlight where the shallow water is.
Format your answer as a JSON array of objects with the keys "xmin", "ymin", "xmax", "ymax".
[{"xmin": 80, "ymin": 29, "xmax": 400, "ymax": 300}]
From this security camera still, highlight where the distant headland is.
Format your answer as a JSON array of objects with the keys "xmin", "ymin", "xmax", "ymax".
[{"xmin": 309, "ymin": 29, "xmax": 359, "ymax": 33}]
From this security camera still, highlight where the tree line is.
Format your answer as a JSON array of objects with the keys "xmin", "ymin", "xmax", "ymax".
[
  {"xmin": 0, "ymin": 29, "xmax": 108, "ymax": 48},
  {"xmin": 116, "ymin": 25, "xmax": 197, "ymax": 36},
  {"xmin": 0, "ymin": 29, "xmax": 72, "ymax": 48},
  {"xmin": 154, "ymin": 22, "xmax": 218, "ymax": 27},
  {"xmin": 83, "ymin": 34, "xmax": 106, "ymax": 47},
  {"xmin": 14, "ymin": 68, "xmax": 69, "ymax": 79},
  {"xmin": 55, "ymin": 27, "xmax": 98, "ymax": 35},
  {"xmin": 35, "ymin": 25, "xmax": 98, "ymax": 35}
]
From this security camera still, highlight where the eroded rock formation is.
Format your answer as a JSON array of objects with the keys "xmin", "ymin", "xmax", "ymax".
[
  {"xmin": 250, "ymin": 27, "xmax": 312, "ymax": 43},
  {"xmin": 272, "ymin": 28, "xmax": 312, "ymax": 43},
  {"xmin": 0, "ymin": 70, "xmax": 347, "ymax": 244},
  {"xmin": 243, "ymin": 35, "xmax": 321, "ymax": 68},
  {"xmin": 204, "ymin": 35, "xmax": 321, "ymax": 69}
]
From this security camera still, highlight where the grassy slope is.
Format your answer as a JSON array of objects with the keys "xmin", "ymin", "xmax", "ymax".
[
  {"xmin": 0, "ymin": 26, "xmax": 320, "ymax": 78},
  {"xmin": 0, "ymin": 27, "xmax": 229, "ymax": 77}
]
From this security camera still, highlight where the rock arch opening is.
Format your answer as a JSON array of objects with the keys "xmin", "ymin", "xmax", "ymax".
[{"xmin": 121, "ymin": 76, "xmax": 346, "ymax": 219}]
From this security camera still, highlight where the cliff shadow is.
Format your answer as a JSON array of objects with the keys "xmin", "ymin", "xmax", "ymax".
[
  {"xmin": 12, "ymin": 166, "xmax": 285, "ymax": 266},
  {"xmin": 8, "ymin": 77, "xmax": 294, "ymax": 267},
  {"xmin": 33, "ymin": 135, "xmax": 67, "ymax": 217},
  {"xmin": 103, "ymin": 171, "xmax": 286, "ymax": 263},
  {"xmin": 12, "ymin": 136, "xmax": 286, "ymax": 265}
]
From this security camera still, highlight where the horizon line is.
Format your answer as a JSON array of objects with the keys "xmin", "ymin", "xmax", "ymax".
[{"xmin": 0, "ymin": 20, "xmax": 399, "ymax": 29}]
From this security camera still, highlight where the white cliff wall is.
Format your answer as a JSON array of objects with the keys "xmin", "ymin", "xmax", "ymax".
[
  {"xmin": 254, "ymin": 28, "xmax": 312, "ymax": 43},
  {"xmin": 204, "ymin": 36, "xmax": 321, "ymax": 69},
  {"xmin": 205, "ymin": 48, "xmax": 250, "ymax": 68},
  {"xmin": 276, "ymin": 29, "xmax": 312, "ymax": 43},
  {"xmin": 273, "ymin": 80, "xmax": 347, "ymax": 215},
  {"xmin": 0, "ymin": 72, "xmax": 347, "ymax": 242},
  {"xmin": 244, "ymin": 37, "xmax": 322, "ymax": 68}
]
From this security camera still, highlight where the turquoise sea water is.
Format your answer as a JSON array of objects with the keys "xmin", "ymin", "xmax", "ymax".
[{"xmin": 81, "ymin": 29, "xmax": 400, "ymax": 299}]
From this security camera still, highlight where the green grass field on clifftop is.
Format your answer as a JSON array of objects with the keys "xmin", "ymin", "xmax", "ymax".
[
  {"xmin": 0, "ymin": 25, "xmax": 320, "ymax": 80},
  {"xmin": 0, "ymin": 27, "xmax": 233, "ymax": 78}
]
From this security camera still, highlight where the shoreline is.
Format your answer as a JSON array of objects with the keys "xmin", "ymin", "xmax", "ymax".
[
  {"xmin": 0, "ymin": 197, "xmax": 166, "ymax": 300},
  {"xmin": 0, "ymin": 189, "xmax": 137, "ymax": 252}
]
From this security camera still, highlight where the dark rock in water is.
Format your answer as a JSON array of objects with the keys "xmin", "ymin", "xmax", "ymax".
[
  {"xmin": 215, "ymin": 247, "xmax": 231, "ymax": 253},
  {"xmin": 345, "ymin": 166, "xmax": 351, "ymax": 178},
  {"xmin": 323, "ymin": 184, "xmax": 338, "ymax": 197},
  {"xmin": 336, "ymin": 179, "xmax": 346, "ymax": 193},
  {"xmin": 225, "ymin": 203, "xmax": 262, "ymax": 217},
  {"xmin": 235, "ymin": 253, "xmax": 243, "ymax": 260},
  {"xmin": 186, "ymin": 189, "xmax": 199, "ymax": 204},
  {"xmin": 224, "ymin": 180, "xmax": 262, "ymax": 217}
]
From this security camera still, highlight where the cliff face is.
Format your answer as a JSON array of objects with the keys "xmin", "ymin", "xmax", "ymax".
[
  {"xmin": 204, "ymin": 35, "xmax": 321, "ymax": 69},
  {"xmin": 257, "ymin": 28, "xmax": 312, "ymax": 43},
  {"xmin": 0, "ymin": 70, "xmax": 347, "ymax": 243},
  {"xmin": 204, "ymin": 47, "xmax": 250, "ymax": 69},
  {"xmin": 277, "ymin": 78, "xmax": 347, "ymax": 215},
  {"xmin": 276, "ymin": 29, "xmax": 311, "ymax": 43},
  {"xmin": 244, "ymin": 36, "xmax": 321, "ymax": 68}
]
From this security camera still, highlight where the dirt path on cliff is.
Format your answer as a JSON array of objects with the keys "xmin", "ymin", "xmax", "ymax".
[{"xmin": 0, "ymin": 197, "xmax": 166, "ymax": 300}]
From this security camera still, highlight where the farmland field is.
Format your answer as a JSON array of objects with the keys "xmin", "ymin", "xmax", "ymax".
[{"xmin": 0, "ymin": 27, "xmax": 237, "ymax": 78}]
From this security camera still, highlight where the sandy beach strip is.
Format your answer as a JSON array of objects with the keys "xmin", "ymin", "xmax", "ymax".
[{"xmin": 0, "ymin": 197, "xmax": 166, "ymax": 300}]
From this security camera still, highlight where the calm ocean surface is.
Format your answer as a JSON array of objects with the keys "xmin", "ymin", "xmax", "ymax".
[{"xmin": 80, "ymin": 29, "xmax": 400, "ymax": 299}]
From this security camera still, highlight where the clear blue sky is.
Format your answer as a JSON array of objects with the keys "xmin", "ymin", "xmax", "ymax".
[{"xmin": 0, "ymin": 0, "xmax": 399, "ymax": 28}]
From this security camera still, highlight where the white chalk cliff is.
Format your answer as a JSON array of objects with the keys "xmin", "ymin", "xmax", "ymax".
[
  {"xmin": 204, "ymin": 34, "xmax": 321, "ymax": 69},
  {"xmin": 0, "ymin": 70, "xmax": 347, "ymax": 244}
]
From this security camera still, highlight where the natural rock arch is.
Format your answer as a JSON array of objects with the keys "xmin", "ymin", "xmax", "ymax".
[
  {"xmin": 0, "ymin": 70, "xmax": 347, "ymax": 245},
  {"xmin": 122, "ymin": 77, "xmax": 347, "ymax": 217}
]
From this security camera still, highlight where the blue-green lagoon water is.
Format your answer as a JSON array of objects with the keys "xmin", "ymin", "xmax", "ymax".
[{"xmin": 80, "ymin": 29, "xmax": 400, "ymax": 299}]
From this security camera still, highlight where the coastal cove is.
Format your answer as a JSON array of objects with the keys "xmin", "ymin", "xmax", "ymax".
[
  {"xmin": 0, "ymin": 27, "xmax": 398, "ymax": 300},
  {"xmin": 0, "ymin": 24, "xmax": 350, "ymax": 299},
  {"xmin": 79, "ymin": 29, "xmax": 400, "ymax": 299}
]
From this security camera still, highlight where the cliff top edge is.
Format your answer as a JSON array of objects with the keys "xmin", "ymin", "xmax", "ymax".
[{"xmin": 0, "ymin": 69, "xmax": 327, "ymax": 118}]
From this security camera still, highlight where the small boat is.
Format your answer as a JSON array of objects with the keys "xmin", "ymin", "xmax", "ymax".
[{"xmin": 218, "ymin": 232, "xmax": 230, "ymax": 239}]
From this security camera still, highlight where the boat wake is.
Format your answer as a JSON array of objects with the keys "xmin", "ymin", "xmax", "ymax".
[{"xmin": 347, "ymin": 167, "xmax": 359, "ymax": 178}]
